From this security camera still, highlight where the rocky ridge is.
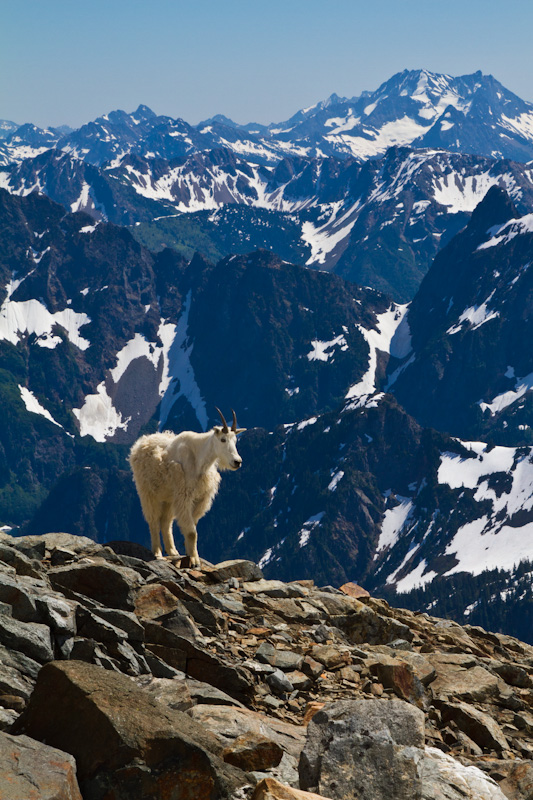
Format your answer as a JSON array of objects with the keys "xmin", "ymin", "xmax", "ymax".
[{"xmin": 0, "ymin": 530, "xmax": 532, "ymax": 799}]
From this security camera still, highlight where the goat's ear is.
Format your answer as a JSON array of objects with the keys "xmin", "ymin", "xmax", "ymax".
[
  {"xmin": 213, "ymin": 426, "xmax": 223, "ymax": 435},
  {"xmin": 235, "ymin": 427, "xmax": 246, "ymax": 434}
]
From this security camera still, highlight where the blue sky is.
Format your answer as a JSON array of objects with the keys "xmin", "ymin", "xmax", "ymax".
[{"xmin": 2, "ymin": 0, "xmax": 533, "ymax": 129}]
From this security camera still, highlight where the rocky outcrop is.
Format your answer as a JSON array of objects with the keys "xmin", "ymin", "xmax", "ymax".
[{"xmin": 0, "ymin": 530, "xmax": 532, "ymax": 798}]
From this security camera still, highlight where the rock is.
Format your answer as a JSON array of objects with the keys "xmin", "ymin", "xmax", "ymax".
[
  {"xmin": 188, "ymin": 704, "xmax": 306, "ymax": 760},
  {"xmin": 440, "ymin": 701, "xmax": 509, "ymax": 752},
  {"xmin": 486, "ymin": 759, "xmax": 533, "ymax": 800},
  {"xmin": 256, "ymin": 641, "xmax": 304, "ymax": 671},
  {"xmin": 223, "ymin": 732, "xmax": 284, "ymax": 771},
  {"xmin": 0, "ymin": 643, "xmax": 41, "ymax": 679},
  {"xmin": 75, "ymin": 606, "xmax": 128, "ymax": 643},
  {"xmin": 134, "ymin": 582, "xmax": 184, "ymax": 620},
  {"xmin": 36, "ymin": 594, "xmax": 77, "ymax": 635},
  {"xmin": 339, "ymin": 582, "xmax": 370, "ymax": 599},
  {"xmin": 207, "ymin": 559, "xmax": 263, "ymax": 582},
  {"xmin": 0, "ymin": 731, "xmax": 83, "ymax": 800},
  {"xmin": 0, "ymin": 542, "xmax": 42, "ymax": 578},
  {"xmin": 0, "ymin": 573, "xmax": 39, "ymax": 621},
  {"xmin": 252, "ymin": 777, "xmax": 334, "ymax": 799},
  {"xmin": 428, "ymin": 657, "xmax": 503, "ymax": 702},
  {"xmin": 493, "ymin": 662, "xmax": 532, "ymax": 688},
  {"xmin": 285, "ymin": 669, "xmax": 311, "ymax": 690},
  {"xmin": 341, "ymin": 602, "xmax": 414, "ymax": 646},
  {"xmin": 204, "ymin": 591, "xmax": 247, "ymax": 615},
  {"xmin": 90, "ymin": 606, "xmax": 145, "ymax": 641},
  {"xmin": 144, "ymin": 623, "xmax": 254, "ymax": 702},
  {"xmin": 303, "ymin": 702, "xmax": 326, "ymax": 726},
  {"xmin": 299, "ymin": 699, "xmax": 425, "ymax": 799},
  {"xmin": 138, "ymin": 674, "xmax": 245, "ymax": 710},
  {"xmin": 267, "ymin": 669, "xmax": 294, "ymax": 695},
  {"xmin": 374, "ymin": 659, "xmax": 428, "ymax": 708},
  {"xmin": 309, "ymin": 644, "xmax": 350, "ymax": 669},
  {"xmin": 419, "ymin": 746, "xmax": 508, "ymax": 799},
  {"xmin": 11, "ymin": 660, "xmax": 246, "ymax": 799},
  {"xmin": 243, "ymin": 579, "xmax": 308, "ymax": 598},
  {"xmin": 0, "ymin": 613, "xmax": 54, "ymax": 663},
  {"xmin": 301, "ymin": 655, "xmax": 324, "ymax": 680},
  {"xmin": 15, "ymin": 532, "xmax": 96, "ymax": 556},
  {"xmin": 0, "ymin": 693, "xmax": 26, "ymax": 710},
  {"xmin": 49, "ymin": 559, "xmax": 142, "ymax": 609}
]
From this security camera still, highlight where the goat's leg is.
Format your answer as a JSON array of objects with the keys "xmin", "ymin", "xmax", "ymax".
[
  {"xmin": 160, "ymin": 503, "xmax": 180, "ymax": 558},
  {"xmin": 147, "ymin": 516, "xmax": 163, "ymax": 559},
  {"xmin": 175, "ymin": 511, "xmax": 201, "ymax": 568}
]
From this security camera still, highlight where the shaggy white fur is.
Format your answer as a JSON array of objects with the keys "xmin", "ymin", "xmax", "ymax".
[{"xmin": 129, "ymin": 425, "xmax": 243, "ymax": 566}]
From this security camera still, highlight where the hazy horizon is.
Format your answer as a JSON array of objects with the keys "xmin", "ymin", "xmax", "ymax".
[{"xmin": 2, "ymin": 0, "xmax": 533, "ymax": 130}]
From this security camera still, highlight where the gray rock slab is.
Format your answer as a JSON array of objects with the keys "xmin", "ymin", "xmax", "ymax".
[
  {"xmin": 299, "ymin": 699, "xmax": 425, "ymax": 799},
  {"xmin": 0, "ymin": 613, "xmax": 54, "ymax": 663},
  {"xmin": 0, "ymin": 731, "xmax": 83, "ymax": 799},
  {"xmin": 420, "ymin": 746, "xmax": 507, "ymax": 800}
]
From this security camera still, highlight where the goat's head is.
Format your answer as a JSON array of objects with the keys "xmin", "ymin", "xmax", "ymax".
[{"xmin": 213, "ymin": 407, "xmax": 245, "ymax": 470}]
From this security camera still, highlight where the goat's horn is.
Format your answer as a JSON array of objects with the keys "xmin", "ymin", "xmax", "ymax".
[
  {"xmin": 231, "ymin": 409, "xmax": 238, "ymax": 432},
  {"xmin": 215, "ymin": 406, "xmax": 229, "ymax": 432}
]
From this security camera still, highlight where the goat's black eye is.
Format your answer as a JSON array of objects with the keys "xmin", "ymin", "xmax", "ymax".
[{"xmin": 221, "ymin": 437, "xmax": 226, "ymax": 442}]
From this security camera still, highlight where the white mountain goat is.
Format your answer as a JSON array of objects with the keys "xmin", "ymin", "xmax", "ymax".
[{"xmin": 128, "ymin": 408, "xmax": 245, "ymax": 567}]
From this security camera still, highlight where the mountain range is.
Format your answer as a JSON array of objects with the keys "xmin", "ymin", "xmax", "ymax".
[{"xmin": 0, "ymin": 68, "xmax": 532, "ymax": 641}]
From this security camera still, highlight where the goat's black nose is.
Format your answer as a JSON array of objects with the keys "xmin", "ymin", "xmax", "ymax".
[{"xmin": 233, "ymin": 459, "xmax": 242, "ymax": 469}]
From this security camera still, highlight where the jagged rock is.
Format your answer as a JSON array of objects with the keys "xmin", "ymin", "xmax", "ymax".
[
  {"xmin": 0, "ymin": 542, "xmax": 42, "ymax": 578},
  {"xmin": 204, "ymin": 590, "xmax": 247, "ymax": 615},
  {"xmin": 0, "ymin": 614, "xmax": 54, "ymax": 663},
  {"xmin": 144, "ymin": 622, "xmax": 254, "ymax": 702},
  {"xmin": 49, "ymin": 559, "xmax": 142, "ymax": 609},
  {"xmin": 11, "ymin": 660, "xmax": 247, "ymax": 799},
  {"xmin": 89, "ymin": 606, "xmax": 145, "ymax": 641},
  {"xmin": 493, "ymin": 662, "xmax": 532, "ymax": 689},
  {"xmin": 0, "ymin": 573, "xmax": 39, "ymax": 621},
  {"xmin": 256, "ymin": 642, "xmax": 304, "ymax": 671},
  {"xmin": 75, "ymin": 605, "xmax": 128, "ymax": 643},
  {"xmin": 341, "ymin": 602, "xmax": 414, "ymax": 646},
  {"xmin": 485, "ymin": 759, "xmax": 533, "ymax": 800},
  {"xmin": 244, "ymin": 580, "xmax": 309, "ymax": 598},
  {"xmin": 134, "ymin": 582, "xmax": 184, "ymax": 620},
  {"xmin": 0, "ymin": 731, "xmax": 83, "ymax": 800},
  {"xmin": 223, "ymin": 732, "xmax": 284, "ymax": 771},
  {"xmin": 36, "ymin": 594, "xmax": 77, "ymax": 635},
  {"xmin": 0, "ymin": 662, "xmax": 34, "ymax": 699},
  {"xmin": 440, "ymin": 701, "xmax": 509, "ymax": 752},
  {"xmin": 267, "ymin": 669, "xmax": 294, "ymax": 694},
  {"xmin": 309, "ymin": 644, "xmax": 351, "ymax": 669},
  {"xmin": 428, "ymin": 655, "xmax": 503, "ymax": 702},
  {"xmin": 188, "ymin": 704, "xmax": 306, "ymax": 759},
  {"xmin": 13, "ymin": 532, "xmax": 97, "ymax": 557},
  {"xmin": 419, "ymin": 746, "xmax": 508, "ymax": 799},
  {"xmin": 339, "ymin": 582, "xmax": 370, "ymax": 599},
  {"xmin": 0, "ymin": 642, "xmax": 41, "ymax": 679},
  {"xmin": 299, "ymin": 699, "xmax": 425, "ymax": 799},
  {"xmin": 252, "ymin": 778, "xmax": 334, "ymax": 799},
  {"xmin": 137, "ymin": 674, "xmax": 245, "ymax": 710},
  {"xmin": 374, "ymin": 659, "xmax": 428, "ymax": 709},
  {"xmin": 206, "ymin": 559, "xmax": 263, "ymax": 582}
]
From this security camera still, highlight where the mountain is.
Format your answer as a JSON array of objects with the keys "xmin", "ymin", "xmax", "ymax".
[
  {"xmin": 3, "ymin": 70, "xmax": 533, "ymax": 168},
  {"xmin": 0, "ymin": 119, "xmax": 18, "ymax": 139},
  {"xmin": 0, "ymin": 186, "xmax": 532, "ymax": 640},
  {"xmin": 268, "ymin": 69, "xmax": 533, "ymax": 162},
  {"xmin": 391, "ymin": 186, "xmax": 533, "ymax": 443},
  {"xmin": 3, "ymin": 146, "xmax": 533, "ymax": 301}
]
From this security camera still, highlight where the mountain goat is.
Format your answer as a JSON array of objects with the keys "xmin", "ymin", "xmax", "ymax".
[{"xmin": 128, "ymin": 408, "xmax": 245, "ymax": 567}]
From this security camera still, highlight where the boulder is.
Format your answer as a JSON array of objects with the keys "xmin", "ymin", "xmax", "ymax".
[
  {"xmin": 11, "ymin": 660, "xmax": 246, "ymax": 799},
  {"xmin": 252, "ymin": 777, "xmax": 333, "ymax": 799},
  {"xmin": 428, "ymin": 657, "xmax": 502, "ymax": 702},
  {"xmin": 299, "ymin": 699, "xmax": 425, "ymax": 799},
  {"xmin": 49, "ymin": 560, "xmax": 142, "ymax": 609},
  {"xmin": 188, "ymin": 704, "xmax": 306, "ymax": 759},
  {"xmin": 339, "ymin": 582, "xmax": 370, "ymax": 599},
  {"xmin": 419, "ymin": 746, "xmax": 508, "ymax": 800},
  {"xmin": 206, "ymin": 559, "xmax": 263, "ymax": 582},
  {"xmin": 0, "ymin": 614, "xmax": 54, "ymax": 663},
  {"xmin": 223, "ymin": 732, "xmax": 284, "ymax": 771},
  {"xmin": 134, "ymin": 582, "xmax": 184, "ymax": 620},
  {"xmin": 440, "ymin": 701, "xmax": 509, "ymax": 752},
  {"xmin": 0, "ymin": 731, "xmax": 82, "ymax": 800},
  {"xmin": 256, "ymin": 641, "xmax": 304, "ymax": 671},
  {"xmin": 486, "ymin": 759, "xmax": 533, "ymax": 800}
]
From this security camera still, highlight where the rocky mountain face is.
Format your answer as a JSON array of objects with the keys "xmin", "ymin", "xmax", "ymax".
[
  {"xmin": 391, "ymin": 186, "xmax": 533, "ymax": 443},
  {"xmin": 4, "ymin": 70, "xmax": 533, "ymax": 167},
  {"xmin": 0, "ymin": 187, "xmax": 532, "ymax": 642},
  {"xmin": 3, "ymin": 146, "xmax": 533, "ymax": 300},
  {"xmin": 0, "ymin": 533, "xmax": 532, "ymax": 799}
]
